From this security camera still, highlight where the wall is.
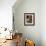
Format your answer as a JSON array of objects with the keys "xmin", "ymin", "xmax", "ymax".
[
  {"xmin": 41, "ymin": 0, "xmax": 46, "ymax": 46},
  {"xmin": 13, "ymin": 0, "xmax": 41, "ymax": 46},
  {"xmin": 0, "ymin": 0, "xmax": 16, "ymax": 30},
  {"xmin": 0, "ymin": 0, "xmax": 16, "ymax": 38}
]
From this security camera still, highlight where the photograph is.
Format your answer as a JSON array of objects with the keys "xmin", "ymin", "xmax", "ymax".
[{"xmin": 24, "ymin": 13, "xmax": 35, "ymax": 26}]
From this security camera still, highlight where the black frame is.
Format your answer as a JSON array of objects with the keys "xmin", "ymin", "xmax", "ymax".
[{"xmin": 24, "ymin": 13, "xmax": 35, "ymax": 26}]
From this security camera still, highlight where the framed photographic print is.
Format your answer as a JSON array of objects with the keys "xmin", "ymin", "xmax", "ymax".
[{"xmin": 24, "ymin": 13, "xmax": 35, "ymax": 26}]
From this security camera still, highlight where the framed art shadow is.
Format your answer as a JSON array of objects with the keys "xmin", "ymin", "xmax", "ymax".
[{"xmin": 24, "ymin": 13, "xmax": 35, "ymax": 26}]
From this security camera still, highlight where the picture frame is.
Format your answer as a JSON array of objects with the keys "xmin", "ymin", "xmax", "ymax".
[{"xmin": 24, "ymin": 13, "xmax": 35, "ymax": 26}]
